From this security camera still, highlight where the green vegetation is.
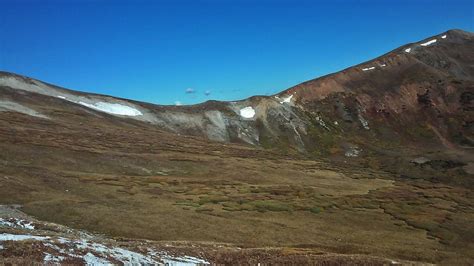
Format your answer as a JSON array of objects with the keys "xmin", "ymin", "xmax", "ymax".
[
  {"xmin": 251, "ymin": 200, "xmax": 293, "ymax": 212},
  {"xmin": 308, "ymin": 207, "xmax": 322, "ymax": 214}
]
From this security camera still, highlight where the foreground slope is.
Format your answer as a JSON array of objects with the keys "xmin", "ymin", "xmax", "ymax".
[{"xmin": 0, "ymin": 29, "xmax": 473, "ymax": 264}]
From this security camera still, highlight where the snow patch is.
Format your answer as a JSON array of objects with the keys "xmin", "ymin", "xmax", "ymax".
[
  {"xmin": 0, "ymin": 76, "xmax": 160, "ymax": 122},
  {"xmin": 380, "ymin": 64, "xmax": 386, "ymax": 67},
  {"xmin": 420, "ymin": 39, "xmax": 437, "ymax": 46},
  {"xmin": 75, "ymin": 239, "xmax": 158, "ymax": 264},
  {"xmin": 162, "ymin": 255, "xmax": 210, "ymax": 265},
  {"xmin": 404, "ymin": 48, "xmax": 411, "ymax": 53},
  {"xmin": 44, "ymin": 253, "xmax": 65, "ymax": 263},
  {"xmin": 0, "ymin": 233, "xmax": 48, "ymax": 241},
  {"xmin": 0, "ymin": 230, "xmax": 209, "ymax": 265},
  {"xmin": 441, "ymin": 35, "xmax": 447, "ymax": 39},
  {"xmin": 362, "ymin": 67, "xmax": 375, "ymax": 71},
  {"xmin": 78, "ymin": 101, "xmax": 142, "ymax": 116},
  {"xmin": 0, "ymin": 218, "xmax": 35, "ymax": 230},
  {"xmin": 239, "ymin": 106, "xmax": 255, "ymax": 119},
  {"xmin": 279, "ymin": 94, "xmax": 294, "ymax": 104},
  {"xmin": 83, "ymin": 252, "xmax": 110, "ymax": 265},
  {"xmin": 358, "ymin": 114, "xmax": 370, "ymax": 130}
]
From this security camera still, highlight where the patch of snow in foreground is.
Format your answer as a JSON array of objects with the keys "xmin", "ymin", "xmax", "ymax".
[
  {"xmin": 420, "ymin": 39, "xmax": 437, "ymax": 46},
  {"xmin": 279, "ymin": 94, "xmax": 294, "ymax": 104},
  {"xmin": 0, "ymin": 231, "xmax": 209, "ymax": 265},
  {"xmin": 404, "ymin": 48, "xmax": 411, "ymax": 53},
  {"xmin": 0, "ymin": 218, "xmax": 35, "ymax": 230},
  {"xmin": 44, "ymin": 253, "xmax": 65, "ymax": 263},
  {"xmin": 57, "ymin": 95, "xmax": 66, "ymax": 99},
  {"xmin": 239, "ymin": 106, "xmax": 255, "ymax": 118},
  {"xmin": 75, "ymin": 239, "xmax": 157, "ymax": 264},
  {"xmin": 83, "ymin": 252, "xmax": 110, "ymax": 265},
  {"xmin": 78, "ymin": 101, "xmax": 142, "ymax": 116},
  {"xmin": 0, "ymin": 233, "xmax": 48, "ymax": 241},
  {"xmin": 441, "ymin": 35, "xmax": 447, "ymax": 39},
  {"xmin": 380, "ymin": 64, "xmax": 387, "ymax": 67},
  {"xmin": 362, "ymin": 67, "xmax": 375, "ymax": 71},
  {"xmin": 162, "ymin": 255, "xmax": 210, "ymax": 266}
]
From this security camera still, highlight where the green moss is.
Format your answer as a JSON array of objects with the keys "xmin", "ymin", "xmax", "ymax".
[
  {"xmin": 198, "ymin": 195, "xmax": 228, "ymax": 205},
  {"xmin": 195, "ymin": 207, "xmax": 214, "ymax": 212},
  {"xmin": 309, "ymin": 207, "xmax": 322, "ymax": 214},
  {"xmin": 173, "ymin": 200, "xmax": 200, "ymax": 208},
  {"xmin": 251, "ymin": 200, "xmax": 293, "ymax": 212}
]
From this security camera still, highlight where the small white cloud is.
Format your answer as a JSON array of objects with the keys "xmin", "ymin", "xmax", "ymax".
[
  {"xmin": 204, "ymin": 90, "xmax": 211, "ymax": 96},
  {"xmin": 175, "ymin": 101, "xmax": 182, "ymax": 106},
  {"xmin": 185, "ymin": 88, "xmax": 195, "ymax": 94}
]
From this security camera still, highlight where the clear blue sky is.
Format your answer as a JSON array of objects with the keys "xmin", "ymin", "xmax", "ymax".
[{"xmin": 1, "ymin": 0, "xmax": 473, "ymax": 105}]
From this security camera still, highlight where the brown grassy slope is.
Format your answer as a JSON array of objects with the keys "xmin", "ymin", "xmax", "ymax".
[{"xmin": 0, "ymin": 93, "xmax": 473, "ymax": 264}]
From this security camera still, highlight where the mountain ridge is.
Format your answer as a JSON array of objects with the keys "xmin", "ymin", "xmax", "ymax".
[
  {"xmin": 2, "ymin": 29, "xmax": 471, "ymax": 105},
  {"xmin": 1, "ymin": 28, "xmax": 473, "ymax": 154}
]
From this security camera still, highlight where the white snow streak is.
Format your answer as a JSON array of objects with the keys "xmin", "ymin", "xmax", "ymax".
[
  {"xmin": 441, "ymin": 35, "xmax": 447, "ymax": 39},
  {"xmin": 83, "ymin": 252, "xmax": 110, "ymax": 265},
  {"xmin": 162, "ymin": 256, "xmax": 210, "ymax": 266},
  {"xmin": 362, "ymin": 67, "xmax": 375, "ymax": 71},
  {"xmin": 0, "ymin": 233, "xmax": 48, "ymax": 241},
  {"xmin": 420, "ymin": 39, "xmax": 437, "ymax": 46},
  {"xmin": 404, "ymin": 48, "xmax": 411, "ymax": 53},
  {"xmin": 78, "ymin": 101, "xmax": 142, "ymax": 116}
]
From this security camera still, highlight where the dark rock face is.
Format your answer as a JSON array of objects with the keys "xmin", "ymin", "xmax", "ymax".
[{"xmin": 417, "ymin": 89, "xmax": 433, "ymax": 106}]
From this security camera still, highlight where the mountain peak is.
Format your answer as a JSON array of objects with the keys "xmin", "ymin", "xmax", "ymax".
[{"xmin": 1, "ymin": 29, "xmax": 473, "ymax": 151}]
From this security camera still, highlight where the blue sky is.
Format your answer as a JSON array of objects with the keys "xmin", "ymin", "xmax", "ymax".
[{"xmin": 1, "ymin": 0, "xmax": 473, "ymax": 105}]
